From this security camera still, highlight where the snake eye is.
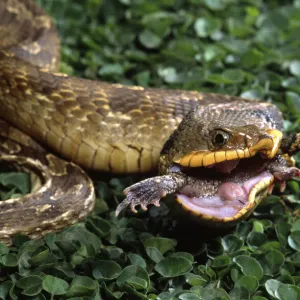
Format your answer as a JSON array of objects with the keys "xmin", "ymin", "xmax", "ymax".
[{"xmin": 213, "ymin": 130, "xmax": 230, "ymax": 147}]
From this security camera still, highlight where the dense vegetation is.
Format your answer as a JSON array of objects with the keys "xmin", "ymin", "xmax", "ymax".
[{"xmin": 1, "ymin": 0, "xmax": 300, "ymax": 299}]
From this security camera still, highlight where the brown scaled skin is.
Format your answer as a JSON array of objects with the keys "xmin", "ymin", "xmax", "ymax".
[{"xmin": 0, "ymin": 120, "xmax": 95, "ymax": 245}]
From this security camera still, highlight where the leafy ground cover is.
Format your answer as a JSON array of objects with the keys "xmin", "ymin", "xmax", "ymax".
[{"xmin": 1, "ymin": 0, "xmax": 300, "ymax": 299}]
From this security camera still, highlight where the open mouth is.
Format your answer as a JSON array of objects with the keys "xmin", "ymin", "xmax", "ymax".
[
  {"xmin": 115, "ymin": 130, "xmax": 300, "ymax": 220},
  {"xmin": 175, "ymin": 155, "xmax": 281, "ymax": 223}
]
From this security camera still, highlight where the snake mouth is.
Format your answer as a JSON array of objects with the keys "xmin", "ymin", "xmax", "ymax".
[{"xmin": 175, "ymin": 156, "xmax": 278, "ymax": 223}]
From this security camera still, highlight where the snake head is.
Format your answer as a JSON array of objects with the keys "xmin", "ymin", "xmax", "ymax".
[
  {"xmin": 172, "ymin": 126, "xmax": 282, "ymax": 168},
  {"xmin": 160, "ymin": 101, "xmax": 284, "ymax": 172}
]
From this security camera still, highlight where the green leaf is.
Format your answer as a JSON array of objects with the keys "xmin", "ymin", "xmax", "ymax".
[
  {"xmin": 66, "ymin": 276, "xmax": 97, "ymax": 297},
  {"xmin": 16, "ymin": 276, "xmax": 43, "ymax": 296},
  {"xmin": 221, "ymin": 69, "xmax": 245, "ymax": 84},
  {"xmin": 139, "ymin": 30, "xmax": 162, "ymax": 49},
  {"xmin": 265, "ymin": 279, "xmax": 283, "ymax": 298},
  {"xmin": 253, "ymin": 220, "xmax": 264, "ymax": 233},
  {"xmin": 55, "ymin": 241, "xmax": 78, "ymax": 256},
  {"xmin": 211, "ymin": 255, "xmax": 231, "ymax": 268},
  {"xmin": 204, "ymin": 0, "xmax": 226, "ymax": 10},
  {"xmin": 125, "ymin": 277, "xmax": 148, "ymax": 290},
  {"xmin": 1, "ymin": 253, "xmax": 18, "ymax": 267},
  {"xmin": 282, "ymin": 77, "xmax": 300, "ymax": 94},
  {"xmin": 233, "ymin": 255, "xmax": 263, "ymax": 280},
  {"xmin": 42, "ymin": 275, "xmax": 69, "ymax": 296},
  {"xmin": 290, "ymin": 61, "xmax": 300, "ymax": 77},
  {"xmin": 276, "ymin": 221, "xmax": 291, "ymax": 246},
  {"xmin": 229, "ymin": 287, "xmax": 249, "ymax": 300},
  {"xmin": 99, "ymin": 64, "xmax": 124, "ymax": 76},
  {"xmin": 12, "ymin": 234, "xmax": 30, "ymax": 247},
  {"xmin": 86, "ymin": 215, "xmax": 111, "ymax": 236},
  {"xmin": 117, "ymin": 265, "xmax": 150, "ymax": 289},
  {"xmin": 288, "ymin": 231, "xmax": 300, "ymax": 251},
  {"xmin": 0, "ymin": 172, "xmax": 30, "ymax": 195},
  {"xmin": 58, "ymin": 225, "xmax": 101, "ymax": 251},
  {"xmin": 185, "ymin": 274, "xmax": 207, "ymax": 286},
  {"xmin": 258, "ymin": 249, "xmax": 284, "ymax": 275},
  {"xmin": 146, "ymin": 247, "xmax": 164, "ymax": 263},
  {"xmin": 92, "ymin": 260, "xmax": 122, "ymax": 281},
  {"xmin": 0, "ymin": 281, "xmax": 15, "ymax": 300},
  {"xmin": 276, "ymin": 283, "xmax": 300, "ymax": 300},
  {"xmin": 196, "ymin": 287, "xmax": 230, "ymax": 300},
  {"xmin": 128, "ymin": 253, "xmax": 147, "ymax": 269},
  {"xmin": 29, "ymin": 248, "xmax": 53, "ymax": 266},
  {"xmin": 0, "ymin": 243, "xmax": 9, "ymax": 256},
  {"xmin": 235, "ymin": 275, "xmax": 258, "ymax": 293},
  {"xmin": 143, "ymin": 237, "xmax": 176, "ymax": 254},
  {"xmin": 158, "ymin": 67, "xmax": 180, "ymax": 84},
  {"xmin": 247, "ymin": 232, "xmax": 267, "ymax": 247},
  {"xmin": 179, "ymin": 293, "xmax": 201, "ymax": 300},
  {"xmin": 194, "ymin": 17, "xmax": 220, "ymax": 38},
  {"xmin": 240, "ymin": 49, "xmax": 264, "ymax": 68},
  {"xmin": 286, "ymin": 92, "xmax": 300, "ymax": 115},
  {"xmin": 154, "ymin": 256, "xmax": 192, "ymax": 277},
  {"xmin": 203, "ymin": 45, "xmax": 226, "ymax": 62},
  {"xmin": 241, "ymin": 88, "xmax": 264, "ymax": 100},
  {"xmin": 292, "ymin": 220, "xmax": 300, "ymax": 232},
  {"xmin": 221, "ymin": 235, "xmax": 243, "ymax": 252},
  {"xmin": 172, "ymin": 252, "xmax": 194, "ymax": 263},
  {"xmin": 55, "ymin": 263, "xmax": 76, "ymax": 278},
  {"xmin": 205, "ymin": 74, "xmax": 233, "ymax": 84}
]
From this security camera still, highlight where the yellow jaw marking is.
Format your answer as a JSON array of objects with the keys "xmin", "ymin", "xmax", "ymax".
[
  {"xmin": 173, "ymin": 129, "xmax": 283, "ymax": 167},
  {"xmin": 248, "ymin": 129, "xmax": 282, "ymax": 159},
  {"xmin": 264, "ymin": 129, "xmax": 283, "ymax": 158}
]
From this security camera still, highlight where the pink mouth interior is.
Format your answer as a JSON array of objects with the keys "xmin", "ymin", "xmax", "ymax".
[
  {"xmin": 208, "ymin": 160, "xmax": 240, "ymax": 174},
  {"xmin": 177, "ymin": 170, "xmax": 273, "ymax": 219}
]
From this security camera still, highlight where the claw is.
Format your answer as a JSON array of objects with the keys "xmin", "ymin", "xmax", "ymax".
[
  {"xmin": 280, "ymin": 181, "xmax": 286, "ymax": 193},
  {"xmin": 267, "ymin": 183, "xmax": 274, "ymax": 194},
  {"xmin": 115, "ymin": 175, "xmax": 180, "ymax": 217},
  {"xmin": 130, "ymin": 203, "xmax": 138, "ymax": 213},
  {"xmin": 153, "ymin": 200, "xmax": 160, "ymax": 207},
  {"xmin": 141, "ymin": 204, "xmax": 148, "ymax": 211}
]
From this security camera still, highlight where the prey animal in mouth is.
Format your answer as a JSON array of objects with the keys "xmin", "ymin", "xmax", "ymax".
[{"xmin": 116, "ymin": 101, "xmax": 300, "ymax": 224}]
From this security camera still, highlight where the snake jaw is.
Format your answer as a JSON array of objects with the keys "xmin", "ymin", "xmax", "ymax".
[{"xmin": 173, "ymin": 129, "xmax": 283, "ymax": 168}]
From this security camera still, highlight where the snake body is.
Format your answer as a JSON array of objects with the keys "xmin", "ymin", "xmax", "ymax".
[
  {"xmin": 0, "ymin": 0, "xmax": 298, "ymax": 244},
  {"xmin": 0, "ymin": 0, "xmax": 267, "ymax": 174}
]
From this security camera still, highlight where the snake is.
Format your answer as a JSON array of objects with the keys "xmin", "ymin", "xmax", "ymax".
[{"xmin": 0, "ymin": 0, "xmax": 300, "ymax": 245}]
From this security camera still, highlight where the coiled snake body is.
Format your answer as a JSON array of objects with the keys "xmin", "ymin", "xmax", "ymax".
[{"xmin": 0, "ymin": 0, "xmax": 299, "ymax": 245}]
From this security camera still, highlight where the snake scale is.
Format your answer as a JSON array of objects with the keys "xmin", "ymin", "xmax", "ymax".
[{"xmin": 0, "ymin": 0, "xmax": 300, "ymax": 245}]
